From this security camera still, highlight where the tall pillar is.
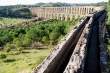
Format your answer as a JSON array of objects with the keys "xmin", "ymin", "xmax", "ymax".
[
  {"xmin": 66, "ymin": 7, "xmax": 68, "ymax": 14},
  {"xmin": 61, "ymin": 15, "xmax": 65, "ymax": 20},
  {"xmin": 57, "ymin": 14, "xmax": 60, "ymax": 20},
  {"xmin": 70, "ymin": 15, "xmax": 73, "ymax": 20},
  {"xmin": 71, "ymin": 7, "xmax": 73, "ymax": 14}
]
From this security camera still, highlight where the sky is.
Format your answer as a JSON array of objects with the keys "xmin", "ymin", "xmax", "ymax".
[{"xmin": 0, "ymin": 0, "xmax": 108, "ymax": 6}]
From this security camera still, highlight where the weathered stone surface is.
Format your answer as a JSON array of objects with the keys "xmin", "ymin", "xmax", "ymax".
[
  {"xmin": 32, "ymin": 8, "xmax": 109, "ymax": 73},
  {"xmin": 32, "ymin": 16, "xmax": 88, "ymax": 73},
  {"xmin": 29, "ymin": 6, "xmax": 95, "ymax": 20},
  {"xmin": 98, "ymin": 12, "xmax": 109, "ymax": 73}
]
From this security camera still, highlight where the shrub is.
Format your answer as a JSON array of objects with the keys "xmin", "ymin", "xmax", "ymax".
[
  {"xmin": 24, "ymin": 38, "xmax": 32, "ymax": 46},
  {"xmin": 42, "ymin": 36, "xmax": 49, "ymax": 43},
  {"xmin": 17, "ymin": 47, "xmax": 23, "ymax": 52},
  {"xmin": 50, "ymin": 40, "xmax": 54, "ymax": 45},
  {"xmin": 5, "ymin": 47, "xmax": 11, "ymax": 53},
  {"xmin": 0, "ymin": 53, "xmax": 7, "ymax": 60}
]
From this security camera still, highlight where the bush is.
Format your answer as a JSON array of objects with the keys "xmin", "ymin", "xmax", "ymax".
[
  {"xmin": 42, "ymin": 36, "xmax": 49, "ymax": 43},
  {"xmin": 17, "ymin": 47, "xmax": 23, "ymax": 52},
  {"xmin": 50, "ymin": 40, "xmax": 54, "ymax": 45},
  {"xmin": 58, "ymin": 35, "xmax": 64, "ymax": 42},
  {"xmin": 24, "ymin": 38, "xmax": 32, "ymax": 46},
  {"xmin": 5, "ymin": 47, "xmax": 11, "ymax": 53},
  {"xmin": 0, "ymin": 53, "xmax": 7, "ymax": 60}
]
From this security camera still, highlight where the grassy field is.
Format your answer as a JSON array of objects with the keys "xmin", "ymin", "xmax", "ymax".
[
  {"xmin": 0, "ymin": 17, "xmax": 31, "ymax": 27},
  {"xmin": 0, "ymin": 48, "xmax": 52, "ymax": 73},
  {"xmin": 0, "ymin": 17, "xmax": 81, "ymax": 73}
]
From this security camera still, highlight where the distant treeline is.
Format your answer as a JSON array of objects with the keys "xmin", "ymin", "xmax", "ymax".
[
  {"xmin": 0, "ymin": 7, "xmax": 32, "ymax": 18},
  {"xmin": 0, "ymin": 2, "xmax": 107, "ymax": 18},
  {"xmin": 0, "ymin": 2, "xmax": 107, "ymax": 8}
]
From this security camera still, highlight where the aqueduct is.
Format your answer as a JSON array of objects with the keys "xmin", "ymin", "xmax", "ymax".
[
  {"xmin": 29, "ymin": 6, "xmax": 95, "ymax": 20},
  {"xmin": 31, "ymin": 6, "xmax": 109, "ymax": 73}
]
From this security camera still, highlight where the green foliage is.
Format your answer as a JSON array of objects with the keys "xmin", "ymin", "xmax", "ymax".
[
  {"xmin": 0, "ymin": 17, "xmax": 31, "ymax": 27},
  {"xmin": 5, "ymin": 47, "xmax": 11, "ymax": 53},
  {"xmin": 17, "ymin": 47, "xmax": 23, "ymax": 52},
  {"xmin": 0, "ymin": 8, "xmax": 32, "ymax": 18},
  {"xmin": 0, "ymin": 18, "xmax": 81, "ymax": 49},
  {"xmin": 49, "ymin": 32, "xmax": 59, "ymax": 40},
  {"xmin": 42, "ymin": 36, "xmax": 49, "ymax": 43},
  {"xmin": 13, "ymin": 38, "xmax": 22, "ymax": 47},
  {"xmin": 0, "ymin": 53, "xmax": 7, "ymax": 60},
  {"xmin": 58, "ymin": 35, "xmax": 64, "ymax": 42},
  {"xmin": 24, "ymin": 38, "xmax": 32, "ymax": 46},
  {"xmin": 50, "ymin": 40, "xmax": 54, "ymax": 45},
  {"xmin": 5, "ymin": 43, "xmax": 11, "ymax": 53}
]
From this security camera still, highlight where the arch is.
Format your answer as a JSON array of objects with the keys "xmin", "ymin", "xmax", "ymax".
[
  {"xmin": 77, "ymin": 15, "xmax": 80, "ymax": 18},
  {"xmin": 89, "ymin": 8, "xmax": 92, "ymax": 13},
  {"xmin": 82, "ymin": 8, "xmax": 85, "ymax": 15},
  {"xmin": 61, "ymin": 15, "xmax": 65, "ymax": 20},
  {"xmin": 74, "ymin": 7, "xmax": 76, "ymax": 15},
  {"xmin": 65, "ymin": 15, "xmax": 70, "ymax": 21},
  {"xmin": 84, "ymin": 8, "xmax": 86, "ymax": 15},
  {"xmin": 77, "ymin": 7, "xmax": 79, "ymax": 15},
  {"xmin": 54, "ymin": 14, "xmax": 57, "ymax": 19},
  {"xmin": 86, "ymin": 8, "xmax": 89, "ymax": 14},
  {"xmin": 57, "ymin": 14, "xmax": 61, "ymax": 20},
  {"xmin": 48, "ymin": 13, "xmax": 51, "ymax": 19},
  {"xmin": 80, "ymin": 8, "xmax": 82, "ymax": 15},
  {"xmin": 92, "ymin": 8, "xmax": 94, "ymax": 12},
  {"xmin": 51, "ymin": 14, "xmax": 54, "ymax": 19},
  {"xmin": 45, "ymin": 13, "xmax": 48, "ymax": 19}
]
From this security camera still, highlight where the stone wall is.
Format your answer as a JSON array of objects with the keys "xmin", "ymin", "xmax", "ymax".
[
  {"xmin": 98, "ymin": 12, "xmax": 109, "ymax": 73},
  {"xmin": 63, "ymin": 15, "xmax": 93, "ymax": 73},
  {"xmin": 32, "ymin": 8, "xmax": 108, "ymax": 73},
  {"xmin": 32, "ymin": 16, "xmax": 89, "ymax": 73},
  {"xmin": 63, "ymin": 10, "xmax": 107, "ymax": 73}
]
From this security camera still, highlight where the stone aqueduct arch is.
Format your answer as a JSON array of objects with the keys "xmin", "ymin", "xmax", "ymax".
[{"xmin": 29, "ymin": 6, "xmax": 95, "ymax": 20}]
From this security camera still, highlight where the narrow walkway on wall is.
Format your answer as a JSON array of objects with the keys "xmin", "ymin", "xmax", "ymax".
[{"xmin": 84, "ymin": 19, "xmax": 100, "ymax": 73}]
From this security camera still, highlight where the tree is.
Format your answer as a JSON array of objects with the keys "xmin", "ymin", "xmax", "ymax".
[
  {"xmin": 13, "ymin": 38, "xmax": 22, "ymax": 47},
  {"xmin": 0, "ymin": 53, "xmax": 7, "ymax": 60},
  {"xmin": 49, "ymin": 32, "xmax": 58, "ymax": 40},
  {"xmin": 17, "ymin": 47, "xmax": 23, "ymax": 53},
  {"xmin": 58, "ymin": 35, "xmax": 64, "ymax": 42},
  {"xmin": 24, "ymin": 38, "xmax": 32, "ymax": 46},
  {"xmin": 5, "ymin": 43, "xmax": 11, "ymax": 53},
  {"xmin": 50, "ymin": 40, "xmax": 54, "ymax": 45},
  {"xmin": 42, "ymin": 36, "xmax": 49, "ymax": 43},
  {"xmin": 5, "ymin": 47, "xmax": 11, "ymax": 53}
]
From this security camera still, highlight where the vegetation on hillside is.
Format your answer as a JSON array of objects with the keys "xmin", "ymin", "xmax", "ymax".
[
  {"xmin": 105, "ymin": 0, "xmax": 110, "ymax": 70},
  {"xmin": 0, "ymin": 17, "xmax": 31, "ymax": 27},
  {"xmin": 0, "ymin": 17, "xmax": 81, "ymax": 73},
  {"xmin": 0, "ymin": 18, "xmax": 81, "ymax": 50},
  {"xmin": 0, "ymin": 7, "xmax": 32, "ymax": 18}
]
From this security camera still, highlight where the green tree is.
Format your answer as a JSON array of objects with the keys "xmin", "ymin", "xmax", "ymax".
[
  {"xmin": 5, "ymin": 47, "xmax": 11, "ymax": 53},
  {"xmin": 17, "ymin": 47, "xmax": 23, "ymax": 53},
  {"xmin": 49, "ymin": 32, "xmax": 58, "ymax": 40},
  {"xmin": 13, "ymin": 38, "xmax": 22, "ymax": 47},
  {"xmin": 5, "ymin": 43, "xmax": 11, "ymax": 53},
  {"xmin": 24, "ymin": 38, "xmax": 32, "ymax": 46},
  {"xmin": 50, "ymin": 40, "xmax": 54, "ymax": 45},
  {"xmin": 58, "ymin": 35, "xmax": 64, "ymax": 42},
  {"xmin": 42, "ymin": 36, "xmax": 49, "ymax": 43},
  {"xmin": 0, "ymin": 53, "xmax": 7, "ymax": 60}
]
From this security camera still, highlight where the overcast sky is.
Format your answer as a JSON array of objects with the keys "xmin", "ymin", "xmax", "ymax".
[{"xmin": 0, "ymin": 0, "xmax": 108, "ymax": 6}]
